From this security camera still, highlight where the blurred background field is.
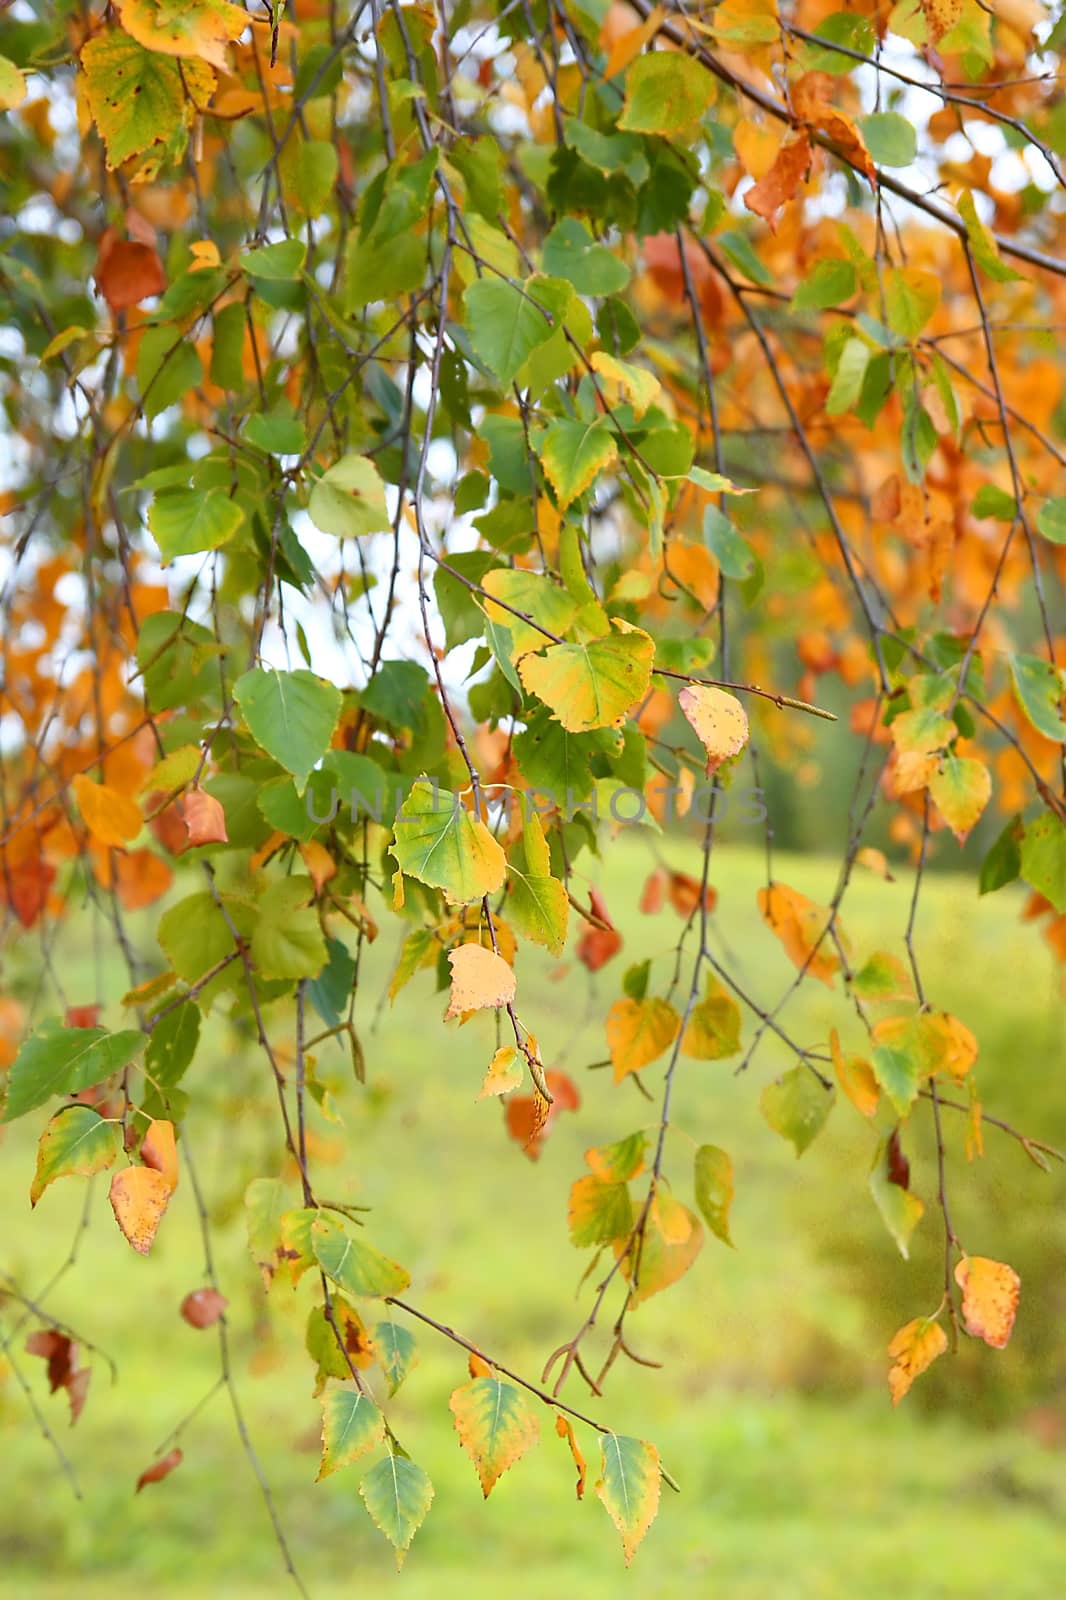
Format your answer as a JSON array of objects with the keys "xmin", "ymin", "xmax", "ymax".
[{"xmin": 2, "ymin": 836, "xmax": 1065, "ymax": 1599}]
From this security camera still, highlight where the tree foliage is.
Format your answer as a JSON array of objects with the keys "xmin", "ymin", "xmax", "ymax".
[{"xmin": 1, "ymin": 0, "xmax": 1065, "ymax": 1576}]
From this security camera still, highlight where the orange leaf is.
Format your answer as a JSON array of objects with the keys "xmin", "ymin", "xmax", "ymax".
[
  {"xmin": 744, "ymin": 132, "xmax": 811, "ymax": 229},
  {"xmin": 298, "ymin": 839, "xmax": 336, "ymax": 891},
  {"xmin": 555, "ymin": 1413, "xmax": 587, "ymax": 1500},
  {"xmin": 141, "ymin": 1118, "xmax": 179, "ymax": 1192},
  {"xmin": 445, "ymin": 944, "xmax": 517, "ymax": 1020},
  {"xmin": 504, "ymin": 1069, "xmax": 579, "ymax": 1160},
  {"xmin": 72, "ymin": 772, "xmax": 142, "ymax": 849},
  {"xmin": 955, "ymin": 1256, "xmax": 1020, "ymax": 1349},
  {"xmin": 757, "ymin": 882, "xmax": 840, "ymax": 986},
  {"xmin": 887, "ymin": 1316, "xmax": 948, "ymax": 1405},
  {"xmin": 136, "ymin": 1447, "xmax": 183, "ymax": 1492},
  {"xmin": 182, "ymin": 788, "xmax": 228, "ymax": 846},
  {"xmin": 109, "ymin": 1166, "xmax": 173, "ymax": 1255}
]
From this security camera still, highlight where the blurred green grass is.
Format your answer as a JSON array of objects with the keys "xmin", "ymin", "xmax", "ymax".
[{"xmin": 2, "ymin": 837, "xmax": 1065, "ymax": 1597}]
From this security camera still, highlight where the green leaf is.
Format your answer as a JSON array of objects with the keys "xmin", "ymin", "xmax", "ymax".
[
  {"xmin": 542, "ymin": 218, "xmax": 630, "ymax": 295},
  {"xmin": 3, "ymin": 1022, "xmax": 144, "ymax": 1123},
  {"xmin": 680, "ymin": 978, "xmax": 742, "ymax": 1060},
  {"xmin": 869, "ymin": 1139, "xmax": 924, "ymax": 1259},
  {"xmin": 970, "ymin": 484, "xmax": 1016, "ymax": 520},
  {"xmin": 518, "ymin": 624, "xmax": 655, "ymax": 732},
  {"xmin": 245, "ymin": 1176, "xmax": 289, "ymax": 1273},
  {"xmin": 1036, "ymin": 498, "xmax": 1066, "ymax": 544},
  {"xmin": 979, "ymin": 815, "xmax": 1022, "ymax": 895},
  {"xmin": 957, "ymin": 190, "xmax": 1021, "ymax": 283},
  {"xmin": 391, "ymin": 780, "xmax": 506, "ymax": 905},
  {"xmin": 449, "ymin": 1375, "xmax": 541, "ymax": 1496},
  {"xmin": 308, "ymin": 455, "xmax": 391, "ymax": 539},
  {"xmin": 244, "ymin": 410, "xmax": 307, "ymax": 455},
  {"xmin": 147, "ymin": 489, "xmax": 244, "ymax": 563},
  {"xmin": 318, "ymin": 1386, "xmax": 385, "ymax": 1480},
  {"xmin": 251, "ymin": 877, "xmax": 328, "ymax": 981},
  {"xmin": 826, "ymin": 338, "xmax": 870, "ymax": 415},
  {"xmin": 760, "ymin": 1066, "xmax": 834, "ymax": 1156},
  {"xmin": 30, "ymin": 1106, "xmax": 122, "ymax": 1206},
  {"xmin": 372, "ymin": 1321, "xmax": 418, "ymax": 1395},
  {"xmin": 568, "ymin": 1174, "xmax": 634, "ymax": 1246},
  {"xmin": 884, "ymin": 268, "xmax": 939, "ymax": 341},
  {"xmin": 360, "ymin": 1454, "xmax": 434, "ymax": 1569},
  {"xmin": 860, "ymin": 113, "xmax": 917, "ymax": 167},
  {"xmin": 513, "ymin": 709, "xmax": 618, "ymax": 803},
  {"xmin": 702, "ymin": 505, "xmax": 753, "ymax": 579},
  {"xmin": 240, "ymin": 239, "xmax": 307, "ymax": 281},
  {"xmin": 136, "ymin": 326, "xmax": 203, "ymax": 421},
  {"xmin": 871, "ymin": 1039, "xmax": 920, "ymax": 1118},
  {"xmin": 594, "ymin": 1434, "xmax": 662, "ymax": 1565},
  {"xmin": 1010, "ymin": 654, "xmax": 1066, "ymax": 742},
  {"xmin": 311, "ymin": 1214, "xmax": 411, "ymax": 1298},
  {"xmin": 790, "ymin": 258, "xmax": 857, "ymax": 312},
  {"xmin": 1020, "ymin": 813, "xmax": 1066, "ymax": 913},
  {"xmin": 507, "ymin": 815, "xmax": 568, "ymax": 955},
  {"xmin": 538, "ymin": 416, "xmax": 619, "ymax": 510},
  {"xmin": 619, "ymin": 53, "xmax": 713, "ymax": 137},
  {"xmin": 233, "ymin": 667, "xmax": 341, "ymax": 792},
  {"xmin": 464, "ymin": 278, "xmax": 554, "ymax": 386},
  {"xmin": 481, "ymin": 567, "xmax": 579, "ymax": 661},
  {"xmin": 693, "ymin": 1144, "xmax": 734, "ymax": 1247},
  {"xmin": 81, "ymin": 31, "xmax": 210, "ymax": 168}
]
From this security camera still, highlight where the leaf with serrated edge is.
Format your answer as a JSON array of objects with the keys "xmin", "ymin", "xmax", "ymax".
[
  {"xmin": 317, "ymin": 1385, "xmax": 385, "ymax": 1480},
  {"xmin": 360, "ymin": 1454, "xmax": 434, "ymax": 1568},
  {"xmin": 449, "ymin": 1375, "xmax": 541, "ymax": 1496},
  {"xmin": 595, "ymin": 1434, "xmax": 662, "ymax": 1564},
  {"xmin": 31, "ymin": 1107, "xmax": 122, "ymax": 1206}
]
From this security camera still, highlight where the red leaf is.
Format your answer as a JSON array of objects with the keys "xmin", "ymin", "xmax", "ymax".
[
  {"xmin": 65, "ymin": 1004, "xmax": 101, "ymax": 1029},
  {"xmin": 95, "ymin": 233, "xmax": 166, "ymax": 313},
  {"xmin": 886, "ymin": 1128, "xmax": 911, "ymax": 1189},
  {"xmin": 25, "ymin": 1329, "xmax": 91, "ymax": 1424},
  {"xmin": 639, "ymin": 868, "xmax": 667, "ymax": 914},
  {"xmin": 136, "ymin": 1448, "xmax": 183, "ymax": 1492},
  {"xmin": 576, "ymin": 888, "xmax": 623, "ymax": 972},
  {"xmin": 180, "ymin": 1288, "xmax": 227, "ymax": 1329}
]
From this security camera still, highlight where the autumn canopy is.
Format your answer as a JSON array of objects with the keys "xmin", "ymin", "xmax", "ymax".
[{"xmin": 1, "ymin": 0, "xmax": 1065, "ymax": 1573}]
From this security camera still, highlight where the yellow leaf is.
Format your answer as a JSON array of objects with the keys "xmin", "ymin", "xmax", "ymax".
[
  {"xmin": 921, "ymin": 0, "xmax": 963, "ymax": 41},
  {"xmin": 589, "ymin": 351, "xmax": 660, "ymax": 421},
  {"xmin": 680, "ymin": 976, "xmax": 742, "ymax": 1060},
  {"xmin": 887, "ymin": 1315, "xmax": 948, "ymax": 1405},
  {"xmin": 72, "ymin": 772, "xmax": 142, "ymax": 848},
  {"xmin": 445, "ymin": 944, "xmax": 517, "ymax": 1020},
  {"xmin": 477, "ymin": 1046, "xmax": 522, "ymax": 1099},
  {"xmin": 518, "ymin": 621, "xmax": 655, "ymax": 733},
  {"xmin": 955, "ymin": 1256, "xmax": 1020, "ymax": 1349},
  {"xmin": 733, "ymin": 117, "xmax": 783, "ymax": 180},
  {"xmin": 618, "ymin": 1192, "xmax": 702, "ymax": 1304},
  {"xmin": 854, "ymin": 846, "xmax": 893, "ymax": 880},
  {"xmin": 678, "ymin": 684, "xmax": 749, "ymax": 773},
  {"xmin": 109, "ymin": 1166, "xmax": 172, "ymax": 1254},
  {"xmin": 606, "ymin": 996, "xmax": 680, "ymax": 1082}
]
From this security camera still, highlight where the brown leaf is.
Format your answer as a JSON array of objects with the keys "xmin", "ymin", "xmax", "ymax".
[
  {"xmin": 25, "ymin": 1330, "xmax": 90, "ymax": 1424},
  {"xmin": 136, "ymin": 1448, "xmax": 183, "ymax": 1493},
  {"xmin": 182, "ymin": 788, "xmax": 228, "ymax": 846},
  {"xmin": 95, "ymin": 234, "xmax": 166, "ymax": 313},
  {"xmin": 744, "ymin": 132, "xmax": 811, "ymax": 229},
  {"xmin": 109, "ymin": 1166, "xmax": 173, "ymax": 1255},
  {"xmin": 955, "ymin": 1256, "xmax": 1020, "ymax": 1349},
  {"xmin": 180, "ymin": 1288, "xmax": 227, "ymax": 1329},
  {"xmin": 886, "ymin": 1128, "xmax": 910, "ymax": 1190}
]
